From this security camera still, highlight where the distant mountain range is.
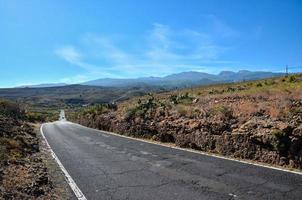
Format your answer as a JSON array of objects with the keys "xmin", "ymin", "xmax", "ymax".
[
  {"xmin": 17, "ymin": 70, "xmax": 284, "ymax": 89},
  {"xmin": 82, "ymin": 70, "xmax": 284, "ymax": 88}
]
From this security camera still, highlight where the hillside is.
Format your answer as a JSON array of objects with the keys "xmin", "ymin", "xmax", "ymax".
[
  {"xmin": 1, "ymin": 70, "xmax": 283, "ymax": 118},
  {"xmin": 0, "ymin": 99, "xmax": 70, "ymax": 199},
  {"xmin": 1, "ymin": 84, "xmax": 166, "ymax": 104},
  {"xmin": 0, "ymin": 84, "xmax": 167, "ymax": 111},
  {"xmin": 71, "ymin": 74, "xmax": 302, "ymax": 169}
]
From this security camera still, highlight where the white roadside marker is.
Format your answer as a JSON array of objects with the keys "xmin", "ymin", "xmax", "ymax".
[{"xmin": 40, "ymin": 124, "xmax": 87, "ymax": 200}]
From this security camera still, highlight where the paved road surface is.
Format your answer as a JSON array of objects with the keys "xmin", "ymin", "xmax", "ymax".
[{"xmin": 42, "ymin": 121, "xmax": 302, "ymax": 200}]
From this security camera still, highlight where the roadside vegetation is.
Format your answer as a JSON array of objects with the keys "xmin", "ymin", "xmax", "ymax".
[{"xmin": 73, "ymin": 74, "xmax": 302, "ymax": 169}]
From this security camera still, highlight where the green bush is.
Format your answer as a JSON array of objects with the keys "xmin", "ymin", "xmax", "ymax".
[
  {"xmin": 256, "ymin": 82, "xmax": 263, "ymax": 87},
  {"xmin": 287, "ymin": 75, "xmax": 296, "ymax": 83},
  {"xmin": 169, "ymin": 93, "xmax": 193, "ymax": 104},
  {"xmin": 210, "ymin": 105, "xmax": 228, "ymax": 114},
  {"xmin": 272, "ymin": 129, "xmax": 290, "ymax": 154},
  {"xmin": 25, "ymin": 112, "xmax": 46, "ymax": 122},
  {"xmin": 209, "ymin": 105, "xmax": 233, "ymax": 119},
  {"xmin": 169, "ymin": 95, "xmax": 178, "ymax": 104},
  {"xmin": 82, "ymin": 104, "xmax": 109, "ymax": 116},
  {"xmin": 264, "ymin": 80, "xmax": 276, "ymax": 86},
  {"xmin": 125, "ymin": 94, "xmax": 163, "ymax": 120},
  {"xmin": 272, "ymin": 129, "xmax": 286, "ymax": 139}
]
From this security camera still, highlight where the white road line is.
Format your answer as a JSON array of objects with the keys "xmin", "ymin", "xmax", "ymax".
[
  {"xmin": 40, "ymin": 124, "xmax": 87, "ymax": 200},
  {"xmin": 68, "ymin": 121, "xmax": 302, "ymax": 176}
]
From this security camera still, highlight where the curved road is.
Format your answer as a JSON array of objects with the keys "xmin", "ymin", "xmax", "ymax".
[{"xmin": 42, "ymin": 121, "xmax": 302, "ymax": 200}]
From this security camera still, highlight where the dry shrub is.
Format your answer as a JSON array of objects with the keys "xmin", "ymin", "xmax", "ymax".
[
  {"xmin": 175, "ymin": 105, "xmax": 201, "ymax": 118},
  {"xmin": 176, "ymin": 105, "xmax": 190, "ymax": 117},
  {"xmin": 268, "ymin": 105, "xmax": 281, "ymax": 118},
  {"xmin": 234, "ymin": 101, "xmax": 259, "ymax": 117},
  {"xmin": 268, "ymin": 92, "xmax": 292, "ymax": 118},
  {"xmin": 3, "ymin": 165, "xmax": 32, "ymax": 191},
  {"xmin": 208, "ymin": 104, "xmax": 234, "ymax": 121}
]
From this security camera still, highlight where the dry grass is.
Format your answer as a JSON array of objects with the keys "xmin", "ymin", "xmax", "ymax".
[
  {"xmin": 233, "ymin": 101, "xmax": 258, "ymax": 118},
  {"xmin": 3, "ymin": 165, "xmax": 32, "ymax": 191},
  {"xmin": 115, "ymin": 74, "xmax": 302, "ymax": 122}
]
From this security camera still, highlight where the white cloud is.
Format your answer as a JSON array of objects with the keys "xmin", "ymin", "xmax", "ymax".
[
  {"xmin": 55, "ymin": 46, "xmax": 82, "ymax": 64},
  {"xmin": 88, "ymin": 36, "xmax": 134, "ymax": 66},
  {"xmin": 59, "ymin": 74, "xmax": 90, "ymax": 84},
  {"xmin": 55, "ymin": 21, "xmax": 238, "ymax": 80},
  {"xmin": 55, "ymin": 45, "xmax": 118, "ymax": 77}
]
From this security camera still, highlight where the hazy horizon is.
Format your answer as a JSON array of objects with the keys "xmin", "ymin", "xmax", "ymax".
[{"xmin": 6, "ymin": 69, "xmax": 286, "ymax": 89}]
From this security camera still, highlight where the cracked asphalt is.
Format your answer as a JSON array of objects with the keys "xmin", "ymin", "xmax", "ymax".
[{"xmin": 42, "ymin": 121, "xmax": 302, "ymax": 200}]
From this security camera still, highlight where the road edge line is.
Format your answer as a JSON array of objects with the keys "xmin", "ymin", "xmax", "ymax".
[
  {"xmin": 69, "ymin": 121, "xmax": 302, "ymax": 176},
  {"xmin": 40, "ymin": 123, "xmax": 87, "ymax": 200}
]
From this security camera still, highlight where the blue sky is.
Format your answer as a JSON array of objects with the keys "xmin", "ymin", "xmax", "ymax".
[{"xmin": 0, "ymin": 0, "xmax": 301, "ymax": 87}]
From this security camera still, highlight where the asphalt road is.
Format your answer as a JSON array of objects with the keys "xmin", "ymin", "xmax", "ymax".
[{"xmin": 42, "ymin": 121, "xmax": 302, "ymax": 200}]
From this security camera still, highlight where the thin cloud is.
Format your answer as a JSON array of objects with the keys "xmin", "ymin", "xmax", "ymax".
[
  {"xmin": 55, "ymin": 46, "xmax": 82, "ymax": 64},
  {"xmin": 88, "ymin": 36, "xmax": 134, "ymax": 66},
  {"xmin": 55, "ymin": 45, "xmax": 117, "ymax": 77},
  {"xmin": 55, "ymin": 22, "xmax": 238, "ymax": 79},
  {"xmin": 204, "ymin": 14, "xmax": 240, "ymax": 38}
]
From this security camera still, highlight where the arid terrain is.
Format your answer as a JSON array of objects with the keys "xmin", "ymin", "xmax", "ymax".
[
  {"xmin": 1, "ymin": 74, "xmax": 301, "ymax": 199},
  {"xmin": 72, "ymin": 74, "xmax": 302, "ymax": 169},
  {"xmin": 0, "ymin": 100, "xmax": 71, "ymax": 199},
  {"xmin": 1, "ymin": 0, "xmax": 302, "ymax": 199}
]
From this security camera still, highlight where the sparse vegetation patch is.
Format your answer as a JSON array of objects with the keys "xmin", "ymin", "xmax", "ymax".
[{"xmin": 74, "ymin": 74, "xmax": 302, "ymax": 169}]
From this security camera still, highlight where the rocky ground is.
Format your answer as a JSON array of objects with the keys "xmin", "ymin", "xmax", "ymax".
[
  {"xmin": 0, "ymin": 100, "xmax": 72, "ymax": 200},
  {"xmin": 73, "ymin": 74, "xmax": 302, "ymax": 169}
]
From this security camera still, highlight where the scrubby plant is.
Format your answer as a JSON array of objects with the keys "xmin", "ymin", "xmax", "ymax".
[
  {"xmin": 0, "ymin": 99, "xmax": 24, "ymax": 119},
  {"xmin": 210, "ymin": 105, "xmax": 228, "ymax": 115},
  {"xmin": 256, "ymin": 82, "xmax": 263, "ymax": 87},
  {"xmin": 209, "ymin": 105, "xmax": 234, "ymax": 120},
  {"xmin": 175, "ymin": 104, "xmax": 188, "ymax": 117},
  {"xmin": 26, "ymin": 112, "xmax": 46, "ymax": 122},
  {"xmin": 173, "ymin": 104, "xmax": 201, "ymax": 118},
  {"xmin": 169, "ymin": 92, "xmax": 194, "ymax": 104},
  {"xmin": 287, "ymin": 75, "xmax": 296, "ymax": 83},
  {"xmin": 272, "ymin": 129, "xmax": 290, "ymax": 155},
  {"xmin": 291, "ymin": 107, "xmax": 302, "ymax": 114},
  {"xmin": 169, "ymin": 95, "xmax": 178, "ymax": 104},
  {"xmin": 264, "ymin": 79, "xmax": 276, "ymax": 86},
  {"xmin": 209, "ymin": 89, "xmax": 220, "ymax": 95},
  {"xmin": 227, "ymin": 87, "xmax": 235, "ymax": 92},
  {"xmin": 125, "ymin": 93, "xmax": 164, "ymax": 120},
  {"xmin": 272, "ymin": 129, "xmax": 287, "ymax": 138},
  {"xmin": 81, "ymin": 104, "xmax": 110, "ymax": 117}
]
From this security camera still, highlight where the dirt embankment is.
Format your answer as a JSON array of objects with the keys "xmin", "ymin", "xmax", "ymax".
[
  {"xmin": 74, "ymin": 75, "xmax": 302, "ymax": 169},
  {"xmin": 0, "ymin": 100, "xmax": 72, "ymax": 199}
]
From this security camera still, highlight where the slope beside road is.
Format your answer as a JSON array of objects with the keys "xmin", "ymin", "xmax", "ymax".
[{"xmin": 41, "ymin": 121, "xmax": 302, "ymax": 200}]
